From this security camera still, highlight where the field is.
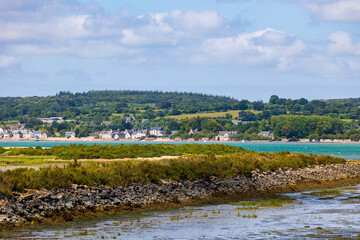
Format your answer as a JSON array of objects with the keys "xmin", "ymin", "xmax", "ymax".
[{"xmin": 162, "ymin": 110, "xmax": 259, "ymax": 120}]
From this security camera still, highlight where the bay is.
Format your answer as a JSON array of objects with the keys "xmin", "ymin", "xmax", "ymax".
[{"xmin": 0, "ymin": 141, "xmax": 359, "ymax": 160}]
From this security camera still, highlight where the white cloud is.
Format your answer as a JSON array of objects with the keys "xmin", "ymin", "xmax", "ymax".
[
  {"xmin": 328, "ymin": 31, "xmax": 360, "ymax": 56},
  {"xmin": 190, "ymin": 28, "xmax": 307, "ymax": 68},
  {"xmin": 0, "ymin": 0, "xmax": 359, "ymax": 78},
  {"xmin": 302, "ymin": 0, "xmax": 360, "ymax": 22},
  {"xmin": 217, "ymin": 0, "xmax": 360, "ymax": 22},
  {"xmin": 0, "ymin": 55, "xmax": 21, "ymax": 68},
  {"xmin": 189, "ymin": 28, "xmax": 360, "ymax": 77}
]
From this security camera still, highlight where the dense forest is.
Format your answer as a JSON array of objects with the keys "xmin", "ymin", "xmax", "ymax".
[
  {"xmin": 1, "ymin": 91, "xmax": 360, "ymax": 141},
  {"xmin": 0, "ymin": 90, "xmax": 240, "ymax": 121}
]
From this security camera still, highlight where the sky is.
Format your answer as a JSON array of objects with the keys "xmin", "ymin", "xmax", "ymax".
[{"xmin": 0, "ymin": 0, "xmax": 359, "ymax": 101}]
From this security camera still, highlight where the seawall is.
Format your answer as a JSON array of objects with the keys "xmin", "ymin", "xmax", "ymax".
[{"xmin": 1, "ymin": 162, "xmax": 360, "ymax": 230}]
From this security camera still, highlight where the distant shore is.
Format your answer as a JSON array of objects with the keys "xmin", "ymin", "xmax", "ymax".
[{"xmin": 0, "ymin": 137, "xmax": 359, "ymax": 144}]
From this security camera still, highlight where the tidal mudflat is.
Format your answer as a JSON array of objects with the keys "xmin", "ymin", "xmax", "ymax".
[{"xmin": 2, "ymin": 184, "xmax": 360, "ymax": 239}]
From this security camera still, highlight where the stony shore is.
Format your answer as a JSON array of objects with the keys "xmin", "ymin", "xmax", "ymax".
[{"xmin": 1, "ymin": 162, "xmax": 360, "ymax": 230}]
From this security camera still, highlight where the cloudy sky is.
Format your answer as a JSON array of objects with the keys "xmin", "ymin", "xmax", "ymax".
[{"xmin": 0, "ymin": 0, "xmax": 359, "ymax": 100}]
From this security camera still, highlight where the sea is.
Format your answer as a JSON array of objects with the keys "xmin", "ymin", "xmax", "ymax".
[
  {"xmin": 1, "ymin": 141, "xmax": 360, "ymax": 239},
  {"xmin": 1, "ymin": 141, "xmax": 360, "ymax": 160}
]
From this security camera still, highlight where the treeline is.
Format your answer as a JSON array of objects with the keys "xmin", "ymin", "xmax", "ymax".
[
  {"xmin": 2, "ymin": 91, "xmax": 360, "ymax": 124},
  {"xmin": 0, "ymin": 151, "xmax": 345, "ymax": 194},
  {"xmin": 0, "ymin": 90, "xmax": 241, "ymax": 122},
  {"xmin": 5, "ymin": 144, "xmax": 249, "ymax": 159}
]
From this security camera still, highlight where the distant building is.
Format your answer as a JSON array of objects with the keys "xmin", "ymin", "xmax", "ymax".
[
  {"xmin": 123, "ymin": 117, "xmax": 134, "ymax": 123},
  {"xmin": 189, "ymin": 129, "xmax": 199, "ymax": 134},
  {"xmin": 150, "ymin": 127, "xmax": 165, "ymax": 137},
  {"xmin": 258, "ymin": 131, "xmax": 274, "ymax": 139},
  {"xmin": 39, "ymin": 117, "xmax": 64, "ymax": 123},
  {"xmin": 88, "ymin": 133, "xmax": 100, "ymax": 139},
  {"xmin": 124, "ymin": 129, "xmax": 134, "ymax": 139},
  {"xmin": 12, "ymin": 131, "xmax": 23, "ymax": 139},
  {"xmin": 65, "ymin": 132, "xmax": 76, "ymax": 138},
  {"xmin": 231, "ymin": 120, "xmax": 254, "ymax": 125},
  {"xmin": 113, "ymin": 132, "xmax": 125, "ymax": 140},
  {"xmin": 170, "ymin": 131, "xmax": 178, "ymax": 136},
  {"xmin": 217, "ymin": 131, "xmax": 238, "ymax": 141},
  {"xmin": 31, "ymin": 131, "xmax": 43, "ymax": 139},
  {"xmin": 231, "ymin": 120, "xmax": 242, "ymax": 125},
  {"xmin": 23, "ymin": 131, "xmax": 33, "ymax": 139},
  {"xmin": 41, "ymin": 132, "xmax": 52, "ymax": 138},
  {"xmin": 99, "ymin": 130, "xmax": 113, "ymax": 140},
  {"xmin": 141, "ymin": 119, "xmax": 148, "ymax": 123},
  {"xmin": 132, "ymin": 129, "xmax": 149, "ymax": 139}
]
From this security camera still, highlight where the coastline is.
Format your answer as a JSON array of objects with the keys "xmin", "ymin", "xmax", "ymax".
[
  {"xmin": 0, "ymin": 138, "xmax": 359, "ymax": 144},
  {"xmin": 1, "ymin": 162, "xmax": 360, "ymax": 231}
]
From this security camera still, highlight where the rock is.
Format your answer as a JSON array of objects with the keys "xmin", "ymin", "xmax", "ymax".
[{"xmin": 64, "ymin": 202, "xmax": 74, "ymax": 210}]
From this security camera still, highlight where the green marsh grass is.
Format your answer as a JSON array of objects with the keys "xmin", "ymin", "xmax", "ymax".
[
  {"xmin": 307, "ymin": 190, "xmax": 342, "ymax": 196},
  {"xmin": 0, "ymin": 155, "xmax": 61, "ymax": 166},
  {"xmin": 232, "ymin": 199, "xmax": 295, "ymax": 208},
  {"xmin": 0, "ymin": 145, "xmax": 346, "ymax": 195}
]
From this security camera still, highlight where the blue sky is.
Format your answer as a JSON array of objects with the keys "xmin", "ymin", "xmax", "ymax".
[{"xmin": 0, "ymin": 0, "xmax": 359, "ymax": 101}]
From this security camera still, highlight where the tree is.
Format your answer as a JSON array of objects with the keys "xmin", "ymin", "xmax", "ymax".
[
  {"xmin": 238, "ymin": 111, "xmax": 256, "ymax": 121},
  {"xmin": 269, "ymin": 95, "xmax": 279, "ymax": 104},
  {"xmin": 252, "ymin": 101, "xmax": 265, "ymax": 111},
  {"xmin": 225, "ymin": 113, "xmax": 232, "ymax": 119}
]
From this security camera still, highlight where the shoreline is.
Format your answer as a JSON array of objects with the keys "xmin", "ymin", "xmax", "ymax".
[
  {"xmin": 1, "ymin": 162, "xmax": 360, "ymax": 231},
  {"xmin": 0, "ymin": 138, "xmax": 359, "ymax": 144}
]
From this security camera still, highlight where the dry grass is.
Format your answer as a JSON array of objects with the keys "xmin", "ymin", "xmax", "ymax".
[{"xmin": 162, "ymin": 110, "xmax": 260, "ymax": 120}]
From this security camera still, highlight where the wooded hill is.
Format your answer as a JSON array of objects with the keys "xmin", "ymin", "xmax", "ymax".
[
  {"xmin": 0, "ymin": 90, "xmax": 240, "ymax": 121},
  {"xmin": 1, "ymin": 90, "xmax": 360, "ymax": 123}
]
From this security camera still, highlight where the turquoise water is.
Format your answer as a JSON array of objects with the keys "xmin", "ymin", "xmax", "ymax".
[{"xmin": 1, "ymin": 141, "xmax": 359, "ymax": 160}]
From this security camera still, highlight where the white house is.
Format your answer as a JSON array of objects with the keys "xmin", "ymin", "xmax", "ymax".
[
  {"xmin": 3, "ymin": 131, "xmax": 13, "ymax": 139},
  {"xmin": 39, "ymin": 117, "xmax": 64, "ymax": 123},
  {"xmin": 217, "ymin": 131, "xmax": 238, "ymax": 141},
  {"xmin": 124, "ymin": 129, "xmax": 134, "ymax": 139},
  {"xmin": 150, "ymin": 127, "xmax": 165, "ymax": 137},
  {"xmin": 113, "ymin": 131, "xmax": 125, "ymax": 140},
  {"xmin": 12, "ymin": 131, "xmax": 23, "ymax": 139},
  {"xmin": 65, "ymin": 132, "xmax": 76, "ymax": 138},
  {"xmin": 31, "ymin": 131, "xmax": 43, "ymax": 139},
  {"xmin": 23, "ymin": 131, "xmax": 33, "ymax": 139},
  {"xmin": 0, "ymin": 128, "xmax": 4, "ymax": 133},
  {"xmin": 258, "ymin": 131, "xmax": 274, "ymax": 139},
  {"xmin": 132, "ymin": 129, "xmax": 149, "ymax": 139},
  {"xmin": 41, "ymin": 132, "xmax": 52, "ymax": 138},
  {"xmin": 99, "ymin": 130, "xmax": 113, "ymax": 140}
]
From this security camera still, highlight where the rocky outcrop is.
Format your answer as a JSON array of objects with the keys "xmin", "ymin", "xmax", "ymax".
[{"xmin": 1, "ymin": 162, "xmax": 360, "ymax": 229}]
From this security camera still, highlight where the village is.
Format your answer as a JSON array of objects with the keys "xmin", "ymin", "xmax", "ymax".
[{"xmin": 0, "ymin": 117, "xmax": 274, "ymax": 142}]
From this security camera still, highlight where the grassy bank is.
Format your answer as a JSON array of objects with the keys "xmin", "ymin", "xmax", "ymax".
[
  {"xmin": 2, "ymin": 144, "xmax": 248, "ymax": 160},
  {"xmin": 0, "ymin": 150, "xmax": 345, "ymax": 195}
]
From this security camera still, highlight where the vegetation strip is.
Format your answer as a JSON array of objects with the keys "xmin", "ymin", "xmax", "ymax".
[
  {"xmin": 2, "ymin": 144, "xmax": 248, "ymax": 160},
  {"xmin": 0, "ymin": 161, "xmax": 359, "ymax": 230},
  {"xmin": 0, "ymin": 149, "xmax": 345, "ymax": 193}
]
